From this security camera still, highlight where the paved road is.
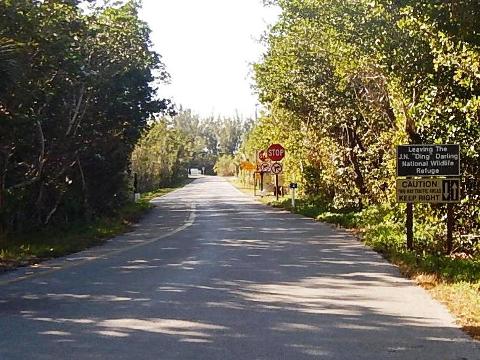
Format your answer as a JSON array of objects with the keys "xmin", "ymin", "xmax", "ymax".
[{"xmin": 0, "ymin": 177, "xmax": 478, "ymax": 359}]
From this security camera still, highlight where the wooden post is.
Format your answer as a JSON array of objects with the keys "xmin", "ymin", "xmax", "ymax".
[
  {"xmin": 447, "ymin": 203, "xmax": 454, "ymax": 254},
  {"xmin": 406, "ymin": 202, "xmax": 413, "ymax": 250},
  {"xmin": 133, "ymin": 172, "xmax": 138, "ymax": 193}
]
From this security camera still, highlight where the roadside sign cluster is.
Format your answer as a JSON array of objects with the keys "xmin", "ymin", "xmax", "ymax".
[
  {"xmin": 257, "ymin": 144, "xmax": 285, "ymax": 174},
  {"xmin": 396, "ymin": 144, "xmax": 461, "ymax": 203},
  {"xmin": 255, "ymin": 144, "xmax": 286, "ymax": 201},
  {"xmin": 396, "ymin": 143, "xmax": 461, "ymax": 253}
]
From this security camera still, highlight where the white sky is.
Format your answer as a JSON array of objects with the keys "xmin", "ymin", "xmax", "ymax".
[{"xmin": 139, "ymin": 0, "xmax": 279, "ymax": 119}]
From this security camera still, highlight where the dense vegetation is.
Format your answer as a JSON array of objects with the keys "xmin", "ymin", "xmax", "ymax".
[
  {"xmin": 0, "ymin": 0, "xmax": 252, "ymax": 240},
  {"xmin": 0, "ymin": 0, "xmax": 171, "ymax": 236},
  {"xmin": 244, "ymin": 0, "xmax": 480, "ymax": 255},
  {"xmin": 132, "ymin": 109, "xmax": 250, "ymax": 193},
  {"xmin": 242, "ymin": 2, "xmax": 480, "ymax": 333}
]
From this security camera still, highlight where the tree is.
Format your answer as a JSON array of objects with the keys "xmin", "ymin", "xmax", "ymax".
[
  {"xmin": 0, "ymin": 0, "xmax": 169, "ymax": 233},
  {"xmin": 214, "ymin": 155, "xmax": 236, "ymax": 176},
  {"xmin": 132, "ymin": 119, "xmax": 189, "ymax": 191},
  {"xmin": 132, "ymin": 109, "xmax": 253, "ymax": 189},
  {"xmin": 247, "ymin": 0, "xmax": 480, "ymax": 237}
]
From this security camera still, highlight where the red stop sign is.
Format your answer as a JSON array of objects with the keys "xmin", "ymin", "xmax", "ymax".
[
  {"xmin": 258, "ymin": 150, "xmax": 268, "ymax": 162},
  {"xmin": 267, "ymin": 144, "xmax": 285, "ymax": 161}
]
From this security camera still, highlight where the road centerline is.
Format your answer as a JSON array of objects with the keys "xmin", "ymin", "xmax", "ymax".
[{"xmin": 0, "ymin": 203, "xmax": 196, "ymax": 286}]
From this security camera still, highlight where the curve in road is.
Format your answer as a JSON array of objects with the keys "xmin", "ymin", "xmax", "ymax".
[{"xmin": 0, "ymin": 177, "xmax": 478, "ymax": 359}]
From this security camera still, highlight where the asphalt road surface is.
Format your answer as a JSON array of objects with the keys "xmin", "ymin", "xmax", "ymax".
[{"xmin": 0, "ymin": 177, "xmax": 478, "ymax": 359}]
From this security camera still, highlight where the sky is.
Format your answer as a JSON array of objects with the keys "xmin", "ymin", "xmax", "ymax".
[{"xmin": 139, "ymin": 0, "xmax": 280, "ymax": 119}]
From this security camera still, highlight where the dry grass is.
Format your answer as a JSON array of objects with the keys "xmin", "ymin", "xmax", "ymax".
[
  {"xmin": 426, "ymin": 281, "xmax": 480, "ymax": 341},
  {"xmin": 395, "ymin": 263, "xmax": 480, "ymax": 341},
  {"xmin": 227, "ymin": 178, "xmax": 281, "ymax": 205}
]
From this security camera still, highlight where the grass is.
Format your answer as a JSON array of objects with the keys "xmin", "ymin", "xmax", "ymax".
[
  {"xmin": 228, "ymin": 177, "xmax": 480, "ymax": 340},
  {"xmin": 431, "ymin": 282, "xmax": 480, "ymax": 337},
  {"xmin": 0, "ymin": 179, "xmax": 192, "ymax": 272}
]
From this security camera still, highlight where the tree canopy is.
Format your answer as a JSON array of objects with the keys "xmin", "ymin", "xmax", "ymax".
[
  {"xmin": 0, "ymin": 0, "xmax": 170, "ymax": 233},
  {"xmin": 132, "ymin": 109, "xmax": 251, "ymax": 192},
  {"xmin": 244, "ymin": 0, "xmax": 480, "ymax": 242}
]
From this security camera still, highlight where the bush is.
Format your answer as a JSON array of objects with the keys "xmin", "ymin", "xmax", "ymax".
[{"xmin": 214, "ymin": 155, "xmax": 236, "ymax": 176}]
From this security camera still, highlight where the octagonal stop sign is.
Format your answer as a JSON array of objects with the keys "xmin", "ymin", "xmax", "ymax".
[
  {"xmin": 267, "ymin": 144, "xmax": 285, "ymax": 161},
  {"xmin": 258, "ymin": 150, "xmax": 268, "ymax": 162}
]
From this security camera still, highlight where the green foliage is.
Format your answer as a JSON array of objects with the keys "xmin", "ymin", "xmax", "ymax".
[
  {"xmin": 0, "ymin": 0, "xmax": 170, "ymax": 234},
  {"xmin": 214, "ymin": 155, "xmax": 236, "ymax": 176},
  {"xmin": 245, "ymin": 0, "xmax": 480, "ymax": 254},
  {"xmin": 0, "ymin": 200, "xmax": 148, "ymax": 264},
  {"xmin": 317, "ymin": 212, "xmax": 359, "ymax": 229},
  {"xmin": 132, "ymin": 118, "xmax": 189, "ymax": 191},
  {"xmin": 0, "ymin": 181, "xmax": 190, "ymax": 268},
  {"xmin": 132, "ymin": 109, "xmax": 250, "ymax": 191}
]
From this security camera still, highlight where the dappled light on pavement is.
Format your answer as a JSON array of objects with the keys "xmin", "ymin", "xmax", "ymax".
[{"xmin": 0, "ymin": 177, "xmax": 478, "ymax": 359}]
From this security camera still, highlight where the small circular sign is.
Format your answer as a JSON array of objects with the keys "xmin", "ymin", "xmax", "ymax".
[
  {"xmin": 260, "ymin": 163, "xmax": 271, "ymax": 173},
  {"xmin": 271, "ymin": 162, "xmax": 283, "ymax": 174},
  {"xmin": 258, "ymin": 150, "xmax": 268, "ymax": 162}
]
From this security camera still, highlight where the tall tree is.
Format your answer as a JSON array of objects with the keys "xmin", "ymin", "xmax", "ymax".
[
  {"xmin": 0, "ymin": 0, "xmax": 169, "ymax": 233},
  {"xmin": 247, "ymin": 0, "xmax": 480, "ymax": 234}
]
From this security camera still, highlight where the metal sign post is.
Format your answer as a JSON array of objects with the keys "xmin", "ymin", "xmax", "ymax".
[
  {"xmin": 447, "ymin": 204, "xmax": 454, "ymax": 253},
  {"xmin": 275, "ymin": 174, "xmax": 279, "ymax": 201},
  {"xmin": 290, "ymin": 183, "xmax": 298, "ymax": 208},
  {"xmin": 271, "ymin": 162, "xmax": 283, "ymax": 201},
  {"xmin": 406, "ymin": 202, "xmax": 413, "ymax": 250}
]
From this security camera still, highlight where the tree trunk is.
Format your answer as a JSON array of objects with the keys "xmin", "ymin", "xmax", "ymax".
[
  {"xmin": 44, "ymin": 193, "xmax": 63, "ymax": 225},
  {"xmin": 346, "ymin": 126, "xmax": 367, "ymax": 208},
  {"xmin": 77, "ymin": 156, "xmax": 91, "ymax": 220}
]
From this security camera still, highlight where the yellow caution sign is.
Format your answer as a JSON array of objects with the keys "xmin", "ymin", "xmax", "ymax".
[
  {"xmin": 240, "ymin": 161, "xmax": 256, "ymax": 171},
  {"xmin": 396, "ymin": 178, "xmax": 461, "ymax": 203}
]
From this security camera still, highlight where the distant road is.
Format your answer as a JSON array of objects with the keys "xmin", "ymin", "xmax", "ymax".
[{"xmin": 0, "ymin": 177, "xmax": 478, "ymax": 359}]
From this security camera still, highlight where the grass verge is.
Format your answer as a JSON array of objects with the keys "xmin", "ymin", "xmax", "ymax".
[
  {"xmin": 228, "ymin": 178, "xmax": 480, "ymax": 341},
  {"xmin": 0, "ymin": 179, "xmax": 192, "ymax": 272}
]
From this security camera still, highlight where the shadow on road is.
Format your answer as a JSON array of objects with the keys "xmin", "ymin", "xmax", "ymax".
[{"xmin": 0, "ymin": 177, "xmax": 477, "ymax": 359}]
